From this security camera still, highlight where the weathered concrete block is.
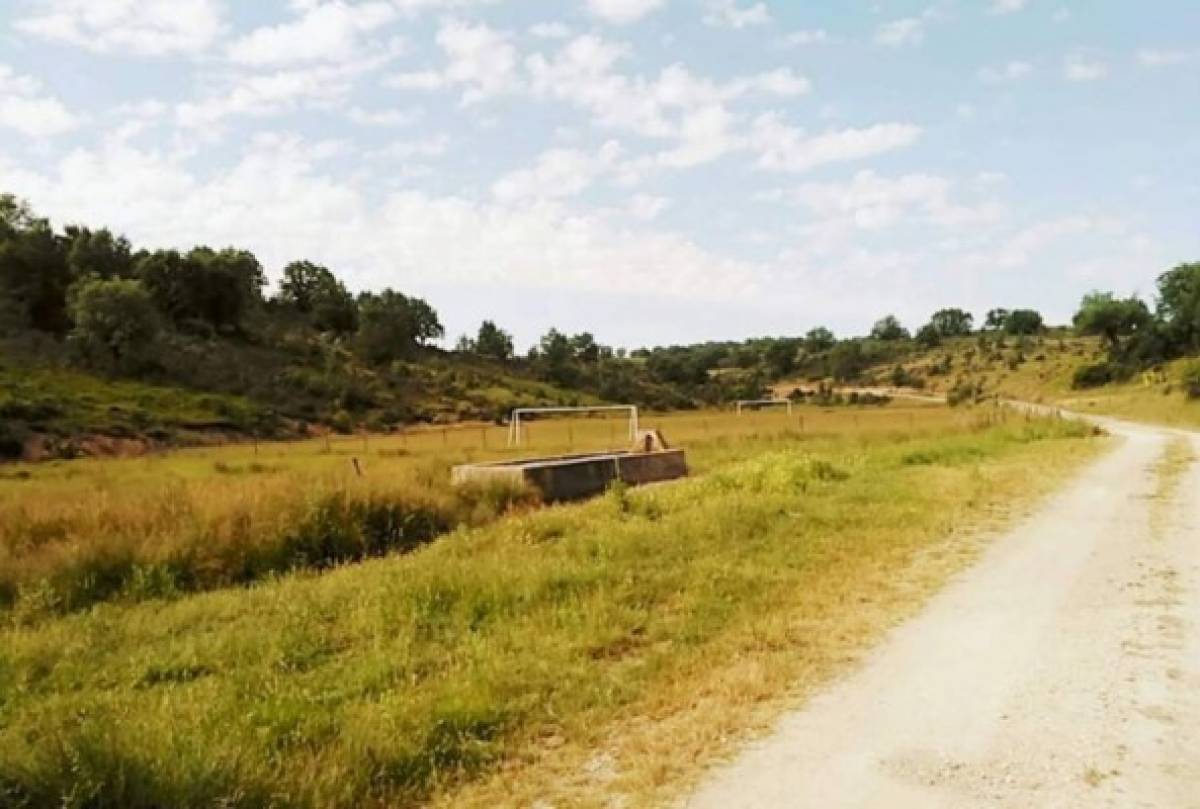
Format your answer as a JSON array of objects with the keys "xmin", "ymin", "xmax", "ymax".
[{"xmin": 452, "ymin": 449, "xmax": 688, "ymax": 503}]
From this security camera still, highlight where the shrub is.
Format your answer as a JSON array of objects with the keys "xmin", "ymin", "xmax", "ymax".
[
  {"xmin": 1072, "ymin": 362, "xmax": 1114, "ymax": 389},
  {"xmin": 1182, "ymin": 361, "xmax": 1200, "ymax": 400},
  {"xmin": 946, "ymin": 380, "xmax": 983, "ymax": 407}
]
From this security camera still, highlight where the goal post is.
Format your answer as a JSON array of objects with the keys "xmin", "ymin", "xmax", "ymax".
[
  {"xmin": 508, "ymin": 405, "xmax": 639, "ymax": 447},
  {"xmin": 735, "ymin": 399, "xmax": 794, "ymax": 416}
]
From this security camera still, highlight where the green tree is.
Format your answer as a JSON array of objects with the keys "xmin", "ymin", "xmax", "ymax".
[
  {"xmin": 829, "ymin": 341, "xmax": 866, "ymax": 381},
  {"xmin": 278, "ymin": 261, "xmax": 358, "ymax": 335},
  {"xmin": 984, "ymin": 308, "xmax": 1010, "ymax": 331},
  {"xmin": 927, "ymin": 308, "xmax": 974, "ymax": 337},
  {"xmin": 1156, "ymin": 262, "xmax": 1200, "ymax": 352},
  {"xmin": 1003, "ymin": 309, "xmax": 1044, "ymax": 335},
  {"xmin": 473, "ymin": 320, "xmax": 514, "ymax": 361},
  {"xmin": 1073, "ymin": 292, "xmax": 1152, "ymax": 347},
  {"xmin": 0, "ymin": 195, "xmax": 71, "ymax": 332},
  {"xmin": 136, "ymin": 247, "xmax": 264, "ymax": 332},
  {"xmin": 870, "ymin": 315, "xmax": 910, "ymax": 342},
  {"xmin": 915, "ymin": 323, "xmax": 942, "ymax": 348},
  {"xmin": 763, "ymin": 338, "xmax": 799, "ymax": 377},
  {"xmin": 356, "ymin": 289, "xmax": 443, "ymax": 364},
  {"xmin": 64, "ymin": 226, "xmax": 134, "ymax": 281},
  {"xmin": 67, "ymin": 277, "xmax": 160, "ymax": 369},
  {"xmin": 805, "ymin": 327, "xmax": 836, "ymax": 352},
  {"xmin": 570, "ymin": 332, "xmax": 601, "ymax": 363}
]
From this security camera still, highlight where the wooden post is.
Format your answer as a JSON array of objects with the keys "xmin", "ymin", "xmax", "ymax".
[
  {"xmin": 351, "ymin": 457, "xmax": 363, "ymax": 477},
  {"xmin": 481, "ymin": 426, "xmax": 488, "ymax": 450},
  {"xmin": 442, "ymin": 427, "xmax": 449, "ymax": 447}
]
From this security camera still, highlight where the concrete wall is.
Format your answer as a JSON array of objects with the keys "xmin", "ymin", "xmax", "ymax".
[{"xmin": 452, "ymin": 449, "xmax": 688, "ymax": 503}]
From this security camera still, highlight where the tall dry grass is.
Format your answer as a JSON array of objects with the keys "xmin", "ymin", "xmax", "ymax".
[
  {"xmin": 0, "ymin": 415, "xmax": 1101, "ymax": 809},
  {"xmin": 0, "ymin": 405, "xmax": 962, "ymax": 618}
]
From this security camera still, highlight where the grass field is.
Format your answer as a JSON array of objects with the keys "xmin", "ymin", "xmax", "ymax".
[
  {"xmin": 0, "ymin": 404, "xmax": 1103, "ymax": 808},
  {"xmin": 1, "ymin": 403, "xmax": 959, "ymax": 618}
]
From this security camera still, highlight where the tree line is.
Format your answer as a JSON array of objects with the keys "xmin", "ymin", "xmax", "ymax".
[
  {"xmin": 0, "ymin": 195, "xmax": 444, "ymax": 373},
  {"xmin": 1070, "ymin": 263, "xmax": 1200, "ymax": 389},
  {"xmin": 5, "ymin": 191, "xmax": 1198, "ymax": 429}
]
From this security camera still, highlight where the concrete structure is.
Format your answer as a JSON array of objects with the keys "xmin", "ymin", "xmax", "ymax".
[{"xmin": 452, "ymin": 447, "xmax": 688, "ymax": 503}]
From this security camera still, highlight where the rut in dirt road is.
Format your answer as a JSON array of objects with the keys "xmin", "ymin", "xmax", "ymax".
[{"xmin": 685, "ymin": 420, "xmax": 1200, "ymax": 809}]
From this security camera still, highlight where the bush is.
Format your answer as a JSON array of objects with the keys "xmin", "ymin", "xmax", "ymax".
[
  {"xmin": 1182, "ymin": 361, "xmax": 1200, "ymax": 400},
  {"xmin": 946, "ymin": 380, "xmax": 983, "ymax": 407},
  {"xmin": 1072, "ymin": 362, "xmax": 1115, "ymax": 389}
]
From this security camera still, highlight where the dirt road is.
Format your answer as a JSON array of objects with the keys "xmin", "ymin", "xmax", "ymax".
[{"xmin": 686, "ymin": 417, "xmax": 1200, "ymax": 808}]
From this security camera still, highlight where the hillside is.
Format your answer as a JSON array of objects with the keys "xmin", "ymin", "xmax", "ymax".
[
  {"xmin": 0, "ymin": 336, "xmax": 614, "ymax": 461},
  {"xmin": 856, "ymin": 332, "xmax": 1200, "ymax": 429}
]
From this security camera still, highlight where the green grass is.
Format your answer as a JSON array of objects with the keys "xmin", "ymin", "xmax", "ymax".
[
  {"xmin": 864, "ymin": 334, "xmax": 1200, "ymax": 429},
  {"xmin": 0, "ymin": 405, "xmax": 969, "ymax": 619},
  {"xmin": 0, "ymin": 359, "xmax": 266, "ymax": 454},
  {"xmin": 0, "ymin": 344, "xmax": 601, "ymax": 462},
  {"xmin": 0, "ymin": 414, "xmax": 1101, "ymax": 809}
]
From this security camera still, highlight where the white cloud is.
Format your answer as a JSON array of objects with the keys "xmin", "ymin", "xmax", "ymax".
[
  {"xmin": 779, "ymin": 170, "xmax": 1003, "ymax": 229},
  {"xmin": 439, "ymin": 19, "xmax": 520, "ymax": 103},
  {"xmin": 703, "ymin": 1, "xmax": 772, "ymax": 30},
  {"xmin": 989, "ymin": 0, "xmax": 1028, "ymax": 14},
  {"xmin": 348, "ymin": 106, "xmax": 422, "ymax": 126},
  {"xmin": 1137, "ymin": 49, "xmax": 1190, "ymax": 67},
  {"xmin": 389, "ymin": 20, "xmax": 519, "ymax": 104},
  {"xmin": 387, "ymin": 70, "xmax": 447, "ymax": 91},
  {"xmin": 0, "ymin": 136, "xmax": 762, "ymax": 307},
  {"xmin": 529, "ymin": 22, "xmax": 572, "ymax": 39},
  {"xmin": 227, "ymin": 1, "xmax": 398, "ymax": 68},
  {"xmin": 1052, "ymin": 8, "xmax": 1070, "ymax": 23},
  {"xmin": 780, "ymin": 29, "xmax": 829, "ymax": 47},
  {"xmin": 0, "ymin": 64, "xmax": 80, "ymax": 137},
  {"xmin": 1063, "ymin": 52, "xmax": 1108, "ymax": 81},
  {"xmin": 586, "ymin": 0, "xmax": 667, "ymax": 25},
  {"xmin": 492, "ymin": 141, "xmax": 624, "ymax": 202},
  {"xmin": 875, "ymin": 18, "xmax": 924, "ymax": 48},
  {"xmin": 978, "ymin": 60, "xmax": 1034, "ymax": 83},
  {"xmin": 369, "ymin": 134, "xmax": 450, "ymax": 160},
  {"xmin": 751, "ymin": 114, "xmax": 923, "ymax": 173},
  {"xmin": 176, "ymin": 53, "xmax": 393, "ymax": 128},
  {"xmin": 526, "ymin": 35, "xmax": 809, "ymax": 167},
  {"xmin": 16, "ymin": 0, "xmax": 224, "ymax": 56},
  {"xmin": 628, "ymin": 193, "xmax": 670, "ymax": 220},
  {"xmin": 743, "ymin": 68, "xmax": 811, "ymax": 97}
]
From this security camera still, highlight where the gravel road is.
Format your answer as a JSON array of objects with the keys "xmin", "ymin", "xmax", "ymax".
[{"xmin": 686, "ymin": 416, "xmax": 1200, "ymax": 808}]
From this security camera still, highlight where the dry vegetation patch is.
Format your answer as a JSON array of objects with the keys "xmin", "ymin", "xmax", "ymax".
[{"xmin": 0, "ymin": 410, "xmax": 1104, "ymax": 808}]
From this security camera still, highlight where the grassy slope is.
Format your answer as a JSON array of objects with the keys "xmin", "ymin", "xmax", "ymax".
[
  {"xmin": 871, "ymin": 333, "xmax": 1200, "ymax": 429},
  {"xmin": 0, "ymin": 414, "xmax": 1102, "ymax": 809},
  {"xmin": 0, "ymin": 344, "xmax": 595, "ymax": 460}
]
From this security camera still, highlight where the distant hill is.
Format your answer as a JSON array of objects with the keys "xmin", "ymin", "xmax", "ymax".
[{"xmin": 850, "ymin": 333, "xmax": 1200, "ymax": 429}]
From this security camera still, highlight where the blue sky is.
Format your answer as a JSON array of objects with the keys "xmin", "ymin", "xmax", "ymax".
[{"xmin": 1, "ymin": 0, "xmax": 1197, "ymax": 349}]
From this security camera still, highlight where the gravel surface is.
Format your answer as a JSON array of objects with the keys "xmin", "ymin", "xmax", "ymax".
[{"xmin": 686, "ymin": 417, "xmax": 1200, "ymax": 808}]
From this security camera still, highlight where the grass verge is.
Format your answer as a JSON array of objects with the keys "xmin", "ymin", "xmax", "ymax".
[{"xmin": 0, "ymin": 415, "xmax": 1103, "ymax": 808}]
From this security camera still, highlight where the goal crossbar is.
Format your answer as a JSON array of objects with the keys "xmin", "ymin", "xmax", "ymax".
[
  {"xmin": 508, "ymin": 405, "xmax": 639, "ymax": 447},
  {"xmin": 735, "ymin": 399, "xmax": 794, "ymax": 415}
]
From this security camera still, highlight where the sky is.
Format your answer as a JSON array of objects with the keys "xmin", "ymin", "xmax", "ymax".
[{"xmin": 0, "ymin": 0, "xmax": 1197, "ymax": 350}]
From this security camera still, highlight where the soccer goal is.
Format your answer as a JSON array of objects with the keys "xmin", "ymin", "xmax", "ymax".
[
  {"xmin": 735, "ymin": 398, "xmax": 794, "ymax": 416},
  {"xmin": 508, "ymin": 405, "xmax": 639, "ymax": 447}
]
